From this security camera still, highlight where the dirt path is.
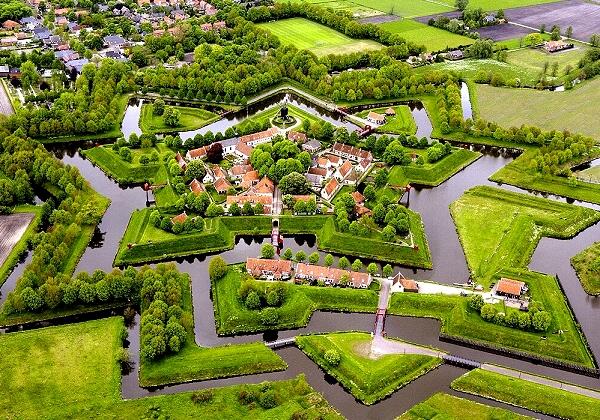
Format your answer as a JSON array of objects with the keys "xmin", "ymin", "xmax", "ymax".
[{"xmin": 371, "ymin": 335, "xmax": 445, "ymax": 358}]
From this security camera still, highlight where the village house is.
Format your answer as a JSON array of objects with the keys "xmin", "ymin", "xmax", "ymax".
[
  {"xmin": 234, "ymin": 141, "xmax": 253, "ymax": 160},
  {"xmin": 226, "ymin": 194, "xmax": 272, "ymax": 214},
  {"xmin": 2, "ymin": 20, "xmax": 21, "ymax": 31},
  {"xmin": 104, "ymin": 35, "xmax": 127, "ymax": 49},
  {"xmin": 171, "ymin": 212, "xmax": 188, "ymax": 224},
  {"xmin": 189, "ymin": 178, "xmax": 206, "ymax": 195},
  {"xmin": 308, "ymin": 166, "xmax": 327, "ymax": 185},
  {"xmin": 175, "ymin": 152, "xmax": 187, "ymax": 171},
  {"xmin": 230, "ymin": 164, "xmax": 253, "ymax": 180},
  {"xmin": 216, "ymin": 137, "xmax": 239, "ymax": 155},
  {"xmin": 446, "ymin": 50, "xmax": 464, "ymax": 60},
  {"xmin": 240, "ymin": 170, "xmax": 260, "ymax": 189},
  {"xmin": 302, "ymin": 139, "xmax": 321, "ymax": 153},
  {"xmin": 494, "ymin": 278, "xmax": 527, "ymax": 299},
  {"xmin": 202, "ymin": 165, "xmax": 227, "ymax": 184},
  {"xmin": 295, "ymin": 263, "xmax": 371, "ymax": 288},
  {"xmin": 240, "ymin": 127, "xmax": 279, "ymax": 147},
  {"xmin": 213, "ymin": 177, "xmax": 232, "ymax": 194},
  {"xmin": 336, "ymin": 160, "xmax": 354, "ymax": 182},
  {"xmin": 246, "ymin": 257, "xmax": 292, "ymax": 280},
  {"xmin": 186, "ymin": 146, "xmax": 208, "ymax": 161},
  {"xmin": 321, "ymin": 177, "xmax": 339, "ymax": 200},
  {"xmin": 366, "ymin": 111, "xmax": 386, "ymax": 125},
  {"xmin": 331, "ymin": 142, "xmax": 372, "ymax": 163},
  {"xmin": 351, "ymin": 191, "xmax": 365, "ymax": 206},
  {"xmin": 1, "ymin": 36, "xmax": 17, "ymax": 47},
  {"xmin": 542, "ymin": 40, "xmax": 574, "ymax": 53},
  {"xmin": 249, "ymin": 177, "xmax": 275, "ymax": 196},
  {"xmin": 385, "ymin": 107, "xmax": 396, "ymax": 117},
  {"xmin": 287, "ymin": 130, "xmax": 307, "ymax": 144},
  {"xmin": 394, "ymin": 276, "xmax": 419, "ymax": 293}
]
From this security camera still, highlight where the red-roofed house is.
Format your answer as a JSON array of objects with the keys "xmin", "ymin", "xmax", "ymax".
[
  {"xmin": 351, "ymin": 191, "xmax": 365, "ymax": 206},
  {"xmin": 336, "ymin": 160, "xmax": 353, "ymax": 181},
  {"xmin": 287, "ymin": 131, "xmax": 307, "ymax": 143},
  {"xmin": 295, "ymin": 263, "xmax": 371, "ymax": 288},
  {"xmin": 186, "ymin": 146, "xmax": 208, "ymax": 160},
  {"xmin": 331, "ymin": 143, "xmax": 372, "ymax": 162},
  {"xmin": 189, "ymin": 179, "xmax": 205, "ymax": 195},
  {"xmin": 495, "ymin": 278, "xmax": 526, "ymax": 299},
  {"xmin": 214, "ymin": 177, "xmax": 232, "ymax": 194},
  {"xmin": 367, "ymin": 111, "xmax": 386, "ymax": 125},
  {"xmin": 321, "ymin": 177, "xmax": 339, "ymax": 201},
  {"xmin": 171, "ymin": 212, "xmax": 188, "ymax": 224},
  {"xmin": 251, "ymin": 177, "xmax": 275, "ymax": 195},
  {"xmin": 240, "ymin": 127, "xmax": 279, "ymax": 147},
  {"xmin": 234, "ymin": 141, "xmax": 253, "ymax": 160},
  {"xmin": 2, "ymin": 20, "xmax": 20, "ymax": 30},
  {"xmin": 227, "ymin": 194, "xmax": 272, "ymax": 213},
  {"xmin": 246, "ymin": 258, "xmax": 292, "ymax": 280},
  {"xmin": 175, "ymin": 152, "xmax": 186, "ymax": 171},
  {"xmin": 240, "ymin": 170, "xmax": 260, "ymax": 189}
]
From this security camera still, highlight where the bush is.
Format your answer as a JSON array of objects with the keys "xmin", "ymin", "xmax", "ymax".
[
  {"xmin": 324, "ymin": 349, "xmax": 340, "ymax": 366},
  {"xmin": 258, "ymin": 390, "xmax": 278, "ymax": 409},
  {"xmin": 208, "ymin": 256, "xmax": 228, "ymax": 281},
  {"xmin": 260, "ymin": 307, "xmax": 279, "ymax": 325},
  {"xmin": 191, "ymin": 389, "xmax": 214, "ymax": 404},
  {"xmin": 468, "ymin": 294, "xmax": 484, "ymax": 311},
  {"xmin": 266, "ymin": 290, "xmax": 280, "ymax": 307},
  {"xmin": 245, "ymin": 291, "xmax": 261, "ymax": 309},
  {"xmin": 261, "ymin": 243, "xmax": 275, "ymax": 259}
]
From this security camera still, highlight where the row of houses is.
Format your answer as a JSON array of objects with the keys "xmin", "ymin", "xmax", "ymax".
[{"xmin": 246, "ymin": 258, "xmax": 372, "ymax": 288}]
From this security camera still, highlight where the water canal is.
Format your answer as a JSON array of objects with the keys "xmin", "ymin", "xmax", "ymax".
[{"xmin": 0, "ymin": 91, "xmax": 599, "ymax": 419}]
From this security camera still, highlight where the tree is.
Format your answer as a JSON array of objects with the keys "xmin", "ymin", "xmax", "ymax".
[
  {"xmin": 206, "ymin": 143, "xmax": 223, "ymax": 163},
  {"xmin": 468, "ymin": 294, "xmax": 484, "ymax": 311},
  {"xmin": 383, "ymin": 264, "xmax": 393, "ymax": 278},
  {"xmin": 351, "ymin": 259, "xmax": 363, "ymax": 272},
  {"xmin": 338, "ymin": 257, "xmax": 350, "ymax": 269},
  {"xmin": 532, "ymin": 311, "xmax": 551, "ymax": 331},
  {"xmin": 566, "ymin": 26, "xmax": 573, "ymax": 38},
  {"xmin": 381, "ymin": 225, "xmax": 396, "ymax": 242},
  {"xmin": 294, "ymin": 250, "xmax": 306, "ymax": 262},
  {"xmin": 20, "ymin": 61, "xmax": 40, "ymax": 89},
  {"xmin": 279, "ymin": 172, "xmax": 310, "ymax": 194},
  {"xmin": 375, "ymin": 168, "xmax": 389, "ymax": 187},
  {"xmin": 363, "ymin": 184, "xmax": 376, "ymax": 202},
  {"xmin": 163, "ymin": 106, "xmax": 181, "ymax": 127},
  {"xmin": 455, "ymin": 0, "xmax": 469, "ymax": 11},
  {"xmin": 245, "ymin": 291, "xmax": 261, "ymax": 309},
  {"xmin": 324, "ymin": 349, "xmax": 340, "ymax": 366},
  {"xmin": 282, "ymin": 248, "xmax": 293, "ymax": 260},
  {"xmin": 261, "ymin": 243, "xmax": 275, "ymax": 259},
  {"xmin": 308, "ymin": 252, "xmax": 320, "ymax": 265},
  {"xmin": 229, "ymin": 202, "xmax": 241, "ymax": 216},
  {"xmin": 467, "ymin": 39, "xmax": 495, "ymax": 59},
  {"xmin": 153, "ymin": 99, "xmax": 165, "ymax": 115},
  {"xmin": 209, "ymin": 256, "xmax": 228, "ymax": 281},
  {"xmin": 185, "ymin": 160, "xmax": 206, "ymax": 180},
  {"xmin": 524, "ymin": 33, "xmax": 543, "ymax": 47},
  {"xmin": 591, "ymin": 34, "xmax": 600, "ymax": 47},
  {"xmin": 266, "ymin": 290, "xmax": 280, "ymax": 307},
  {"xmin": 550, "ymin": 25, "xmax": 561, "ymax": 41},
  {"xmin": 367, "ymin": 262, "xmax": 378, "ymax": 276},
  {"xmin": 480, "ymin": 304, "xmax": 497, "ymax": 321},
  {"xmin": 324, "ymin": 254, "xmax": 334, "ymax": 267}
]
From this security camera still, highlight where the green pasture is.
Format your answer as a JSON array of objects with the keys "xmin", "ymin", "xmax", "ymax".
[
  {"xmin": 571, "ymin": 242, "xmax": 600, "ymax": 295},
  {"xmin": 380, "ymin": 19, "xmax": 474, "ymax": 52},
  {"xmin": 140, "ymin": 104, "xmax": 219, "ymax": 134}
]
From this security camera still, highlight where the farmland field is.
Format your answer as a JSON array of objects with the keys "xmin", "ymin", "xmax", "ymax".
[
  {"xmin": 475, "ymin": 79, "xmax": 600, "ymax": 139},
  {"xmin": 258, "ymin": 18, "xmax": 383, "ymax": 56},
  {"xmin": 578, "ymin": 165, "xmax": 600, "ymax": 183},
  {"xmin": 505, "ymin": 45, "xmax": 588, "ymax": 80},
  {"xmin": 351, "ymin": 0, "xmax": 452, "ymax": 17},
  {"xmin": 0, "ymin": 212, "xmax": 35, "ymax": 267},
  {"xmin": 437, "ymin": 0, "xmax": 563, "ymax": 10},
  {"xmin": 380, "ymin": 19, "xmax": 474, "ymax": 52}
]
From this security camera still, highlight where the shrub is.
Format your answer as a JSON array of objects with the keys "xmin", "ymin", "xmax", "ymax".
[
  {"xmin": 245, "ymin": 291, "xmax": 261, "ymax": 309},
  {"xmin": 258, "ymin": 390, "xmax": 277, "ymax": 409},
  {"xmin": 324, "ymin": 349, "xmax": 340, "ymax": 366},
  {"xmin": 480, "ymin": 304, "xmax": 497, "ymax": 321},
  {"xmin": 191, "ymin": 389, "xmax": 214, "ymax": 404},
  {"xmin": 208, "ymin": 256, "xmax": 228, "ymax": 281},
  {"xmin": 266, "ymin": 290, "xmax": 280, "ymax": 307},
  {"xmin": 468, "ymin": 294, "xmax": 484, "ymax": 311},
  {"xmin": 532, "ymin": 310, "xmax": 551, "ymax": 331},
  {"xmin": 260, "ymin": 307, "xmax": 279, "ymax": 325},
  {"xmin": 261, "ymin": 243, "xmax": 275, "ymax": 259}
]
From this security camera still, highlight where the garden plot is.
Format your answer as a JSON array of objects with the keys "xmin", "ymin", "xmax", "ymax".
[{"xmin": 0, "ymin": 213, "xmax": 34, "ymax": 266}]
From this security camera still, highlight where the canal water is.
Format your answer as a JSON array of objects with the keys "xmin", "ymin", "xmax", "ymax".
[{"xmin": 0, "ymin": 92, "xmax": 598, "ymax": 419}]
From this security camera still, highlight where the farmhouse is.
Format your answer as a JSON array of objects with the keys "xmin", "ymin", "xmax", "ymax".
[
  {"xmin": 295, "ymin": 263, "xmax": 371, "ymax": 288},
  {"xmin": 331, "ymin": 142, "xmax": 372, "ymax": 163},
  {"xmin": 542, "ymin": 40, "xmax": 573, "ymax": 53},
  {"xmin": 246, "ymin": 258, "xmax": 292, "ymax": 280},
  {"xmin": 367, "ymin": 111, "xmax": 386, "ymax": 125},
  {"xmin": 494, "ymin": 278, "xmax": 526, "ymax": 299},
  {"xmin": 392, "ymin": 273, "xmax": 419, "ymax": 292}
]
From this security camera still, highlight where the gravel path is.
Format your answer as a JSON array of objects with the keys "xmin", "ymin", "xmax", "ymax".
[{"xmin": 0, "ymin": 82, "xmax": 15, "ymax": 116}]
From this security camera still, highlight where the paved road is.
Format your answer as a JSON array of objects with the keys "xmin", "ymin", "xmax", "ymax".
[
  {"xmin": 482, "ymin": 364, "xmax": 600, "ymax": 400},
  {"xmin": 0, "ymin": 82, "xmax": 14, "ymax": 116}
]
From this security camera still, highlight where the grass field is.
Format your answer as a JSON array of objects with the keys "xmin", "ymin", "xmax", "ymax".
[
  {"xmin": 399, "ymin": 392, "xmax": 530, "ymax": 419},
  {"xmin": 0, "ymin": 317, "xmax": 339, "ymax": 418},
  {"xmin": 213, "ymin": 265, "xmax": 379, "ymax": 334},
  {"xmin": 116, "ymin": 212, "xmax": 433, "ymax": 268},
  {"xmin": 388, "ymin": 147, "xmax": 481, "ymax": 187},
  {"xmin": 140, "ymin": 104, "xmax": 219, "ymax": 134},
  {"xmin": 297, "ymin": 332, "xmax": 441, "ymax": 404},
  {"xmin": 235, "ymin": 103, "xmax": 324, "ymax": 134},
  {"xmin": 450, "ymin": 186, "xmax": 600, "ymax": 281},
  {"xmin": 274, "ymin": 0, "xmax": 384, "ymax": 18},
  {"xmin": 258, "ymin": 18, "xmax": 383, "ymax": 56},
  {"xmin": 356, "ymin": 105, "xmax": 417, "ymax": 134},
  {"xmin": 380, "ymin": 19, "xmax": 474, "ymax": 52},
  {"xmin": 578, "ymin": 164, "xmax": 600, "ymax": 183},
  {"xmin": 505, "ymin": 45, "xmax": 588, "ymax": 81},
  {"xmin": 353, "ymin": 0, "xmax": 452, "ymax": 17},
  {"xmin": 475, "ymin": 79, "xmax": 600, "ymax": 139},
  {"xmin": 571, "ymin": 242, "xmax": 600, "ymax": 296},
  {"xmin": 436, "ymin": 0, "xmax": 563, "ymax": 9},
  {"xmin": 452, "ymin": 369, "xmax": 600, "ymax": 420},
  {"xmin": 489, "ymin": 150, "xmax": 600, "ymax": 205}
]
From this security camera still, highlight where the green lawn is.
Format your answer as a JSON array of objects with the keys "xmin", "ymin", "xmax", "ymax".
[
  {"xmin": 452, "ymin": 369, "xmax": 600, "ymax": 420},
  {"xmin": 398, "ymin": 392, "xmax": 531, "ymax": 419},
  {"xmin": 235, "ymin": 103, "xmax": 324, "ymax": 134},
  {"xmin": 297, "ymin": 332, "xmax": 441, "ymax": 404},
  {"xmin": 505, "ymin": 45, "xmax": 588, "ymax": 81},
  {"xmin": 451, "ymin": 185, "xmax": 600, "ymax": 281},
  {"xmin": 116, "ymin": 211, "xmax": 433, "ymax": 268},
  {"xmin": 213, "ymin": 265, "xmax": 379, "ymax": 334},
  {"xmin": 357, "ymin": 105, "xmax": 417, "ymax": 134},
  {"xmin": 258, "ymin": 18, "xmax": 383, "ymax": 56},
  {"xmin": 140, "ymin": 104, "xmax": 219, "ymax": 134},
  {"xmin": 352, "ymin": 0, "xmax": 453, "ymax": 17},
  {"xmin": 578, "ymin": 164, "xmax": 600, "ymax": 183},
  {"xmin": 475, "ymin": 79, "xmax": 600, "ymax": 139},
  {"xmin": 489, "ymin": 150, "xmax": 600, "ymax": 205},
  {"xmin": 274, "ymin": 0, "xmax": 383, "ymax": 18},
  {"xmin": 571, "ymin": 242, "xmax": 600, "ymax": 295},
  {"xmin": 0, "ymin": 317, "xmax": 339, "ymax": 419},
  {"xmin": 388, "ymin": 148, "xmax": 481, "ymax": 187},
  {"xmin": 380, "ymin": 19, "xmax": 474, "ymax": 52}
]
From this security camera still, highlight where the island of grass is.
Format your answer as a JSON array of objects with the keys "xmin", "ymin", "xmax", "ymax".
[
  {"xmin": 115, "ymin": 212, "xmax": 432, "ymax": 268},
  {"xmin": 489, "ymin": 150, "xmax": 600, "ymax": 205},
  {"xmin": 398, "ymin": 392, "xmax": 531, "ymax": 420},
  {"xmin": 451, "ymin": 185, "xmax": 600, "ymax": 281},
  {"xmin": 356, "ymin": 105, "xmax": 417, "ymax": 135},
  {"xmin": 140, "ymin": 269, "xmax": 287, "ymax": 387},
  {"xmin": 82, "ymin": 143, "xmax": 173, "ymax": 185},
  {"xmin": 213, "ymin": 265, "xmax": 379, "ymax": 334},
  {"xmin": 296, "ymin": 332, "xmax": 441, "ymax": 405},
  {"xmin": 379, "ymin": 19, "xmax": 474, "ymax": 52},
  {"xmin": 0, "ymin": 317, "xmax": 339, "ymax": 419},
  {"xmin": 235, "ymin": 102, "xmax": 325, "ymax": 134},
  {"xmin": 571, "ymin": 242, "xmax": 600, "ymax": 295},
  {"xmin": 0, "ymin": 205, "xmax": 42, "ymax": 286},
  {"xmin": 388, "ymin": 147, "xmax": 481, "ymax": 187},
  {"xmin": 451, "ymin": 368, "xmax": 600, "ymax": 420},
  {"xmin": 140, "ymin": 103, "xmax": 220, "ymax": 134},
  {"xmin": 258, "ymin": 18, "xmax": 383, "ymax": 57}
]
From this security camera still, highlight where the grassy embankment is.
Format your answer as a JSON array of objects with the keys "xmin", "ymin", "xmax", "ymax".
[
  {"xmin": 0, "ymin": 317, "xmax": 339, "ymax": 419},
  {"xmin": 296, "ymin": 332, "xmax": 441, "ymax": 404},
  {"xmin": 398, "ymin": 392, "xmax": 531, "ymax": 420},
  {"xmin": 115, "ymin": 212, "xmax": 432, "ymax": 268},
  {"xmin": 571, "ymin": 242, "xmax": 600, "ymax": 295},
  {"xmin": 139, "ymin": 104, "xmax": 220, "ymax": 134},
  {"xmin": 258, "ymin": 17, "xmax": 383, "ymax": 57},
  {"xmin": 489, "ymin": 149, "xmax": 600, "ymax": 205},
  {"xmin": 213, "ymin": 265, "xmax": 379, "ymax": 335},
  {"xmin": 388, "ymin": 147, "xmax": 481, "ymax": 187},
  {"xmin": 140, "ymin": 272, "xmax": 286, "ymax": 387},
  {"xmin": 451, "ymin": 368, "xmax": 600, "ymax": 420},
  {"xmin": 0, "ymin": 205, "xmax": 42, "ymax": 286},
  {"xmin": 356, "ymin": 105, "xmax": 417, "ymax": 135}
]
